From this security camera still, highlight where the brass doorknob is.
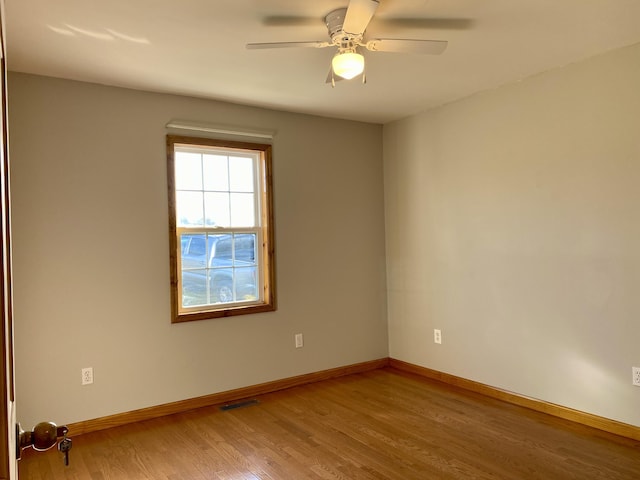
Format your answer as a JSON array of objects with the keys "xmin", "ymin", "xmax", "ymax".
[
  {"xmin": 32, "ymin": 422, "xmax": 59, "ymax": 451},
  {"xmin": 16, "ymin": 422, "xmax": 69, "ymax": 456}
]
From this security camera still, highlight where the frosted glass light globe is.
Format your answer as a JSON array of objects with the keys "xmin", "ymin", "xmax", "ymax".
[{"xmin": 332, "ymin": 52, "xmax": 365, "ymax": 80}]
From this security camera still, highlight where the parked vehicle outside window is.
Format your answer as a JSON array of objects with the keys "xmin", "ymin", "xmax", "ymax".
[{"xmin": 180, "ymin": 233, "xmax": 258, "ymax": 306}]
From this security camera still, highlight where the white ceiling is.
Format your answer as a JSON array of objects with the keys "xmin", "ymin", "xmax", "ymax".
[{"xmin": 6, "ymin": 0, "xmax": 640, "ymax": 124}]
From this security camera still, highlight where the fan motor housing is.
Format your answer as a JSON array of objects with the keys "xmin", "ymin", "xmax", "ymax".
[
  {"xmin": 325, "ymin": 7, "xmax": 360, "ymax": 52},
  {"xmin": 325, "ymin": 8, "xmax": 348, "ymax": 41}
]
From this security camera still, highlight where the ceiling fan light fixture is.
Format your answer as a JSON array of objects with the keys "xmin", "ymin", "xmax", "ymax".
[{"xmin": 332, "ymin": 51, "xmax": 365, "ymax": 79}]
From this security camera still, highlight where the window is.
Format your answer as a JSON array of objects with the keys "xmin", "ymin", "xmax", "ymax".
[{"xmin": 167, "ymin": 135, "xmax": 275, "ymax": 322}]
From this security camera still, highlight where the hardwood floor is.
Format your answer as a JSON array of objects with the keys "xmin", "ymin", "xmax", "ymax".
[{"xmin": 18, "ymin": 368, "xmax": 640, "ymax": 479}]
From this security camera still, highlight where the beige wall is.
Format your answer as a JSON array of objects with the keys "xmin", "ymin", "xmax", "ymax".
[
  {"xmin": 8, "ymin": 73, "xmax": 388, "ymax": 428},
  {"xmin": 384, "ymin": 42, "xmax": 640, "ymax": 427},
  {"xmin": 10, "ymin": 40, "xmax": 640, "ymax": 431}
]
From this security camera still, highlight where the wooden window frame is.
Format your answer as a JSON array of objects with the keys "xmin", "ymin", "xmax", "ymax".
[{"xmin": 166, "ymin": 135, "xmax": 276, "ymax": 323}]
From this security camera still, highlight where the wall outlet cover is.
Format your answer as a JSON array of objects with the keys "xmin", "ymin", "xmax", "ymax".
[{"xmin": 81, "ymin": 367, "xmax": 94, "ymax": 385}]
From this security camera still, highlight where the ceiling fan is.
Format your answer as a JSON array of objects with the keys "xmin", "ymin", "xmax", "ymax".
[{"xmin": 246, "ymin": 0, "xmax": 450, "ymax": 86}]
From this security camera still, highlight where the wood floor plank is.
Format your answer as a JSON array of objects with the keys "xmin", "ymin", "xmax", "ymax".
[{"xmin": 18, "ymin": 368, "xmax": 640, "ymax": 479}]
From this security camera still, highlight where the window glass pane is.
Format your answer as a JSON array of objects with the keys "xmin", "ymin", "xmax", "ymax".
[
  {"xmin": 176, "ymin": 191, "xmax": 204, "ymax": 227},
  {"xmin": 180, "ymin": 236, "xmax": 190, "ymax": 254},
  {"xmin": 230, "ymin": 192, "xmax": 255, "ymax": 227},
  {"xmin": 204, "ymin": 192, "xmax": 230, "ymax": 227},
  {"xmin": 203, "ymin": 154, "xmax": 229, "ymax": 192},
  {"xmin": 229, "ymin": 156, "xmax": 255, "ymax": 192},
  {"xmin": 235, "ymin": 266, "xmax": 258, "ymax": 301},
  {"xmin": 175, "ymin": 152, "xmax": 203, "ymax": 190},
  {"xmin": 212, "ymin": 235, "xmax": 231, "ymax": 263},
  {"xmin": 182, "ymin": 269, "xmax": 209, "ymax": 307},
  {"xmin": 188, "ymin": 236, "xmax": 206, "ymax": 257},
  {"xmin": 181, "ymin": 234, "xmax": 207, "ymax": 269},
  {"xmin": 210, "ymin": 267, "xmax": 234, "ymax": 303},
  {"xmin": 234, "ymin": 234, "xmax": 256, "ymax": 266}
]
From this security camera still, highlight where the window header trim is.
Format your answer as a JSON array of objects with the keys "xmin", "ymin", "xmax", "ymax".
[{"xmin": 166, "ymin": 120, "xmax": 275, "ymax": 141}]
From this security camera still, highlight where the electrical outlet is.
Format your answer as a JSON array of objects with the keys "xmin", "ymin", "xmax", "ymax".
[
  {"xmin": 434, "ymin": 329, "xmax": 442, "ymax": 344},
  {"xmin": 295, "ymin": 333, "xmax": 304, "ymax": 349},
  {"xmin": 633, "ymin": 367, "xmax": 640, "ymax": 387},
  {"xmin": 81, "ymin": 367, "xmax": 94, "ymax": 385}
]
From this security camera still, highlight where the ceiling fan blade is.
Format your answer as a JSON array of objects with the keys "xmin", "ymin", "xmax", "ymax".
[
  {"xmin": 375, "ymin": 18, "xmax": 474, "ymax": 31},
  {"xmin": 325, "ymin": 68, "xmax": 344, "ymax": 85},
  {"xmin": 246, "ymin": 41, "xmax": 331, "ymax": 50},
  {"xmin": 343, "ymin": 0, "xmax": 380, "ymax": 35},
  {"xmin": 364, "ymin": 39, "xmax": 447, "ymax": 55},
  {"xmin": 262, "ymin": 16, "xmax": 322, "ymax": 27}
]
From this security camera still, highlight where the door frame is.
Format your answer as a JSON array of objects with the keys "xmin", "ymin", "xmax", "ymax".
[{"xmin": 0, "ymin": 0, "xmax": 17, "ymax": 476}]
